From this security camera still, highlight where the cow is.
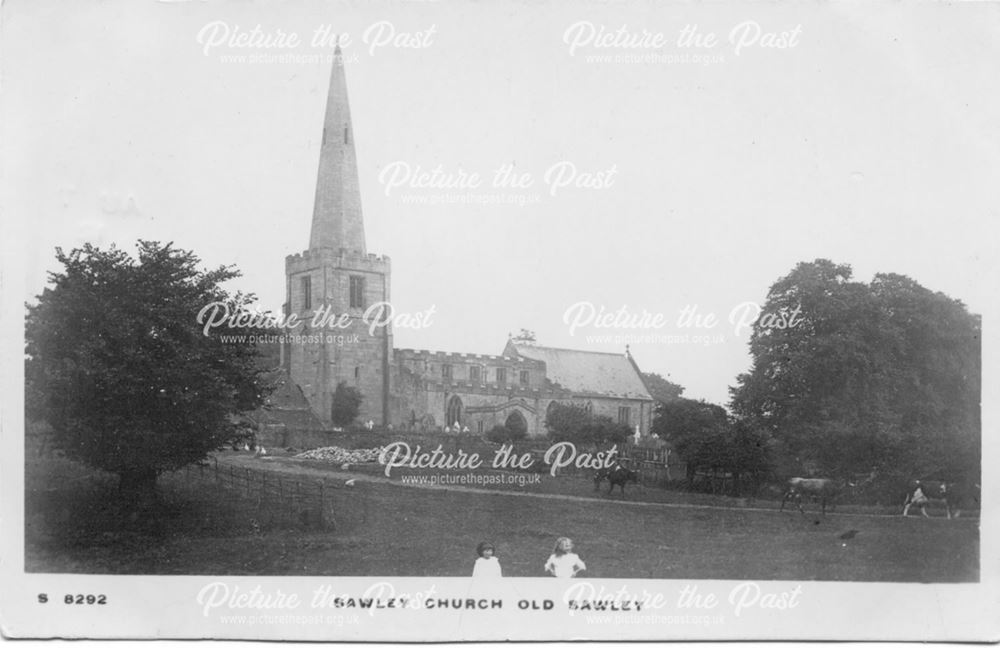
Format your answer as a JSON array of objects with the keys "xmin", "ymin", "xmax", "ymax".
[
  {"xmin": 594, "ymin": 465, "xmax": 640, "ymax": 496},
  {"xmin": 902, "ymin": 480, "xmax": 961, "ymax": 519},
  {"xmin": 780, "ymin": 477, "xmax": 852, "ymax": 515}
]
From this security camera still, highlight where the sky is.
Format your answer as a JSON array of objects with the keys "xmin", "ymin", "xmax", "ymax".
[{"xmin": 4, "ymin": 0, "xmax": 999, "ymax": 406}]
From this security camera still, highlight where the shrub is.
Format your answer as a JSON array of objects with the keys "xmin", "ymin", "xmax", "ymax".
[
  {"xmin": 546, "ymin": 402, "xmax": 631, "ymax": 446},
  {"xmin": 330, "ymin": 382, "xmax": 363, "ymax": 427},
  {"xmin": 486, "ymin": 423, "xmax": 526, "ymax": 444}
]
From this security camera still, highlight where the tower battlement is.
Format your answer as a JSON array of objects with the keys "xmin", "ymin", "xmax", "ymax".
[
  {"xmin": 395, "ymin": 348, "xmax": 542, "ymax": 365},
  {"xmin": 286, "ymin": 248, "xmax": 391, "ymax": 274}
]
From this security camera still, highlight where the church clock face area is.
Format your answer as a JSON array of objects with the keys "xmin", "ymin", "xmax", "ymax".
[{"xmin": 7, "ymin": 1, "xmax": 992, "ymax": 643}]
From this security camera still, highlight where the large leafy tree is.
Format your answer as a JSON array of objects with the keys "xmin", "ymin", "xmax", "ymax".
[
  {"xmin": 730, "ymin": 259, "xmax": 980, "ymax": 483},
  {"xmin": 651, "ymin": 398, "xmax": 728, "ymax": 464},
  {"xmin": 25, "ymin": 241, "xmax": 272, "ymax": 508},
  {"xmin": 869, "ymin": 272, "xmax": 980, "ymax": 479},
  {"xmin": 652, "ymin": 398, "xmax": 773, "ymax": 495},
  {"xmin": 641, "ymin": 371, "xmax": 685, "ymax": 403}
]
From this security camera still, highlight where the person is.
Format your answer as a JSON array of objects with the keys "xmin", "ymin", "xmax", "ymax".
[
  {"xmin": 472, "ymin": 541, "xmax": 502, "ymax": 578},
  {"xmin": 544, "ymin": 537, "xmax": 586, "ymax": 578}
]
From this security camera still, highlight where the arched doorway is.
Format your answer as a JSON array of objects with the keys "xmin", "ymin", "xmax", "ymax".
[
  {"xmin": 446, "ymin": 395, "xmax": 463, "ymax": 427},
  {"xmin": 505, "ymin": 410, "xmax": 527, "ymax": 437}
]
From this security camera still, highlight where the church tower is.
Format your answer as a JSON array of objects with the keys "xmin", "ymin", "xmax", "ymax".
[{"xmin": 285, "ymin": 46, "xmax": 392, "ymax": 426}]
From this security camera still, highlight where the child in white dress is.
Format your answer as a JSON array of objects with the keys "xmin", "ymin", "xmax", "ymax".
[
  {"xmin": 544, "ymin": 537, "xmax": 586, "ymax": 578},
  {"xmin": 472, "ymin": 541, "xmax": 502, "ymax": 577}
]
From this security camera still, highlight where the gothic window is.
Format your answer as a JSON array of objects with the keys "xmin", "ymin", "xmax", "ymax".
[
  {"xmin": 477, "ymin": 420, "xmax": 484, "ymax": 434},
  {"xmin": 496, "ymin": 367, "xmax": 506, "ymax": 385},
  {"xmin": 344, "ymin": 127, "xmax": 350, "ymax": 145},
  {"xmin": 355, "ymin": 366, "xmax": 360, "ymax": 380},
  {"xmin": 519, "ymin": 370, "xmax": 530, "ymax": 386},
  {"xmin": 618, "ymin": 406, "xmax": 631, "ymax": 426},
  {"xmin": 470, "ymin": 365, "xmax": 481, "ymax": 383},
  {"xmin": 585, "ymin": 401, "xmax": 594, "ymax": 414},
  {"xmin": 301, "ymin": 275, "xmax": 312, "ymax": 310},
  {"xmin": 446, "ymin": 395, "xmax": 463, "ymax": 426},
  {"xmin": 349, "ymin": 275, "xmax": 365, "ymax": 309},
  {"xmin": 442, "ymin": 364, "xmax": 453, "ymax": 381}
]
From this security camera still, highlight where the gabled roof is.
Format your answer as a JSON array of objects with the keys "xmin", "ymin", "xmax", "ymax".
[
  {"xmin": 253, "ymin": 373, "xmax": 326, "ymax": 431},
  {"xmin": 505, "ymin": 342, "xmax": 654, "ymax": 401}
]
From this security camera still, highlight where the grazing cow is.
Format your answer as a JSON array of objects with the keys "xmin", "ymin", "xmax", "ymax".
[
  {"xmin": 780, "ymin": 477, "xmax": 851, "ymax": 515},
  {"xmin": 902, "ymin": 480, "xmax": 960, "ymax": 519},
  {"xmin": 594, "ymin": 465, "xmax": 640, "ymax": 496}
]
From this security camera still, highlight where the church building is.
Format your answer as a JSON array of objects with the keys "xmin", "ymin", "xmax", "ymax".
[{"xmin": 278, "ymin": 48, "xmax": 655, "ymax": 438}]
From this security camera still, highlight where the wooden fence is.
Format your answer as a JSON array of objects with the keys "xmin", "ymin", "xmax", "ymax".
[{"xmin": 619, "ymin": 444, "xmax": 686, "ymax": 487}]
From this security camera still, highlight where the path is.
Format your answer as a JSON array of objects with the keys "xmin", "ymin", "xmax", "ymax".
[{"xmin": 214, "ymin": 452, "xmax": 977, "ymax": 522}]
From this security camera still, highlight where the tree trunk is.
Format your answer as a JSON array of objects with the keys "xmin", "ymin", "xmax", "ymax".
[{"xmin": 117, "ymin": 467, "xmax": 159, "ymax": 513}]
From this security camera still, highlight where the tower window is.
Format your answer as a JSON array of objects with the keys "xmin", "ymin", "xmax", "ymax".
[
  {"xmin": 355, "ymin": 366, "xmax": 360, "ymax": 380},
  {"xmin": 301, "ymin": 275, "xmax": 312, "ymax": 310},
  {"xmin": 496, "ymin": 368, "xmax": 506, "ymax": 385},
  {"xmin": 349, "ymin": 276, "xmax": 365, "ymax": 309},
  {"xmin": 442, "ymin": 364, "xmax": 453, "ymax": 381},
  {"xmin": 470, "ymin": 366, "xmax": 481, "ymax": 383},
  {"xmin": 344, "ymin": 127, "xmax": 350, "ymax": 145},
  {"xmin": 520, "ymin": 370, "xmax": 530, "ymax": 386}
]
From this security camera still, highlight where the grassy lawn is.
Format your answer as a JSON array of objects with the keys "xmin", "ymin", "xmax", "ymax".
[{"xmin": 25, "ymin": 453, "xmax": 979, "ymax": 581}]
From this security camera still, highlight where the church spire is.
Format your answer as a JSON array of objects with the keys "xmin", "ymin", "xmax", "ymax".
[{"xmin": 309, "ymin": 43, "xmax": 366, "ymax": 253}]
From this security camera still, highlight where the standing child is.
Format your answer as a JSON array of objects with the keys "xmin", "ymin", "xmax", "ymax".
[
  {"xmin": 544, "ymin": 537, "xmax": 586, "ymax": 578},
  {"xmin": 472, "ymin": 541, "xmax": 502, "ymax": 577}
]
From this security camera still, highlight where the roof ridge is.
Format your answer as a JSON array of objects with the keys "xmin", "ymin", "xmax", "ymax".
[{"xmin": 514, "ymin": 343, "xmax": 627, "ymax": 357}]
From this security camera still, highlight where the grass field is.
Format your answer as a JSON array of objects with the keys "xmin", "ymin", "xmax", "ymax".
[{"xmin": 25, "ymin": 452, "xmax": 979, "ymax": 581}]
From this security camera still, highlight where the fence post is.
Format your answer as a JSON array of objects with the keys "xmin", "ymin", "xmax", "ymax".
[
  {"xmin": 318, "ymin": 481, "xmax": 325, "ymax": 528},
  {"xmin": 277, "ymin": 476, "xmax": 285, "ymax": 525},
  {"xmin": 262, "ymin": 471, "xmax": 269, "ymax": 524}
]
